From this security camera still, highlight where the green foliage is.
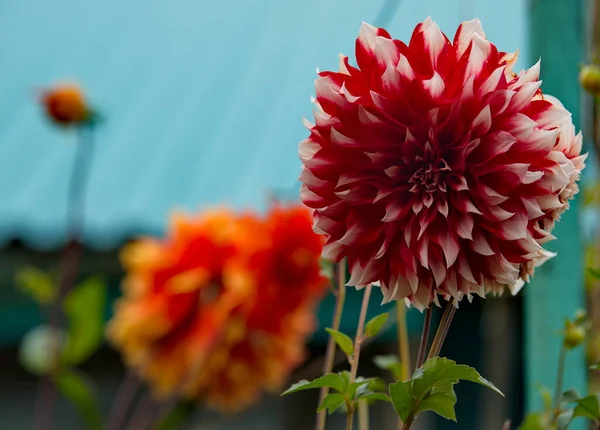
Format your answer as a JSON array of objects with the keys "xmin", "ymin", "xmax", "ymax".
[
  {"xmin": 55, "ymin": 369, "xmax": 103, "ymax": 430},
  {"xmin": 15, "ymin": 266, "xmax": 56, "ymax": 304},
  {"xmin": 373, "ymin": 354, "xmax": 404, "ymax": 380},
  {"xmin": 61, "ymin": 277, "xmax": 107, "ymax": 366},
  {"xmin": 572, "ymin": 395, "xmax": 600, "ymax": 422},
  {"xmin": 389, "ymin": 357, "xmax": 502, "ymax": 425},
  {"xmin": 587, "ymin": 267, "xmax": 600, "ymax": 280},
  {"xmin": 365, "ymin": 313, "xmax": 389, "ymax": 338},
  {"xmin": 324, "ymin": 328, "xmax": 354, "ymax": 357},
  {"xmin": 317, "ymin": 393, "xmax": 346, "ymax": 414},
  {"xmin": 282, "ymin": 371, "xmax": 389, "ymax": 415},
  {"xmin": 152, "ymin": 401, "xmax": 196, "ymax": 430},
  {"xmin": 319, "ymin": 259, "xmax": 334, "ymax": 281},
  {"xmin": 518, "ymin": 413, "xmax": 549, "ymax": 430}
]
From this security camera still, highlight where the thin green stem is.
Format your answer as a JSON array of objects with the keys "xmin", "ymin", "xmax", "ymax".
[
  {"xmin": 346, "ymin": 284, "xmax": 373, "ymax": 430},
  {"xmin": 316, "ymin": 260, "xmax": 347, "ymax": 430},
  {"xmin": 357, "ymin": 399, "xmax": 369, "ymax": 430},
  {"xmin": 35, "ymin": 126, "xmax": 95, "ymax": 430},
  {"xmin": 105, "ymin": 370, "xmax": 141, "ymax": 430},
  {"xmin": 396, "ymin": 302, "xmax": 411, "ymax": 380},
  {"xmin": 415, "ymin": 308, "xmax": 432, "ymax": 370},
  {"xmin": 427, "ymin": 302, "xmax": 457, "ymax": 360},
  {"xmin": 554, "ymin": 343, "xmax": 567, "ymax": 409}
]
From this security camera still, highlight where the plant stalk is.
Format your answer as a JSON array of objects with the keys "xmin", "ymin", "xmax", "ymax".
[
  {"xmin": 427, "ymin": 302, "xmax": 457, "ymax": 360},
  {"xmin": 35, "ymin": 125, "xmax": 95, "ymax": 430},
  {"xmin": 396, "ymin": 302, "xmax": 411, "ymax": 380},
  {"xmin": 553, "ymin": 343, "xmax": 567, "ymax": 409},
  {"xmin": 105, "ymin": 371, "xmax": 141, "ymax": 430},
  {"xmin": 357, "ymin": 399, "xmax": 369, "ymax": 430},
  {"xmin": 346, "ymin": 284, "xmax": 373, "ymax": 430},
  {"xmin": 316, "ymin": 261, "xmax": 347, "ymax": 430},
  {"xmin": 415, "ymin": 307, "xmax": 432, "ymax": 370}
]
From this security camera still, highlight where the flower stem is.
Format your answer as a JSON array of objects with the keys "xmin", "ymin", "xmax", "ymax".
[
  {"xmin": 347, "ymin": 284, "xmax": 373, "ymax": 430},
  {"xmin": 396, "ymin": 302, "xmax": 411, "ymax": 379},
  {"xmin": 427, "ymin": 302, "xmax": 457, "ymax": 360},
  {"xmin": 553, "ymin": 343, "xmax": 567, "ymax": 409},
  {"xmin": 316, "ymin": 261, "xmax": 347, "ymax": 430},
  {"xmin": 415, "ymin": 307, "xmax": 432, "ymax": 370},
  {"xmin": 35, "ymin": 125, "xmax": 95, "ymax": 430},
  {"xmin": 357, "ymin": 399, "xmax": 369, "ymax": 430},
  {"xmin": 105, "ymin": 370, "xmax": 141, "ymax": 430}
]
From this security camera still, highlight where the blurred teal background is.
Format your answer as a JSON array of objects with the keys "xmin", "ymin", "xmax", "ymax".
[{"xmin": 0, "ymin": 0, "xmax": 590, "ymax": 429}]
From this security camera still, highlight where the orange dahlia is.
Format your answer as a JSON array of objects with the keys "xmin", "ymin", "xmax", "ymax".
[
  {"xmin": 107, "ymin": 206, "xmax": 327, "ymax": 412},
  {"xmin": 299, "ymin": 18, "xmax": 586, "ymax": 310},
  {"xmin": 40, "ymin": 84, "xmax": 91, "ymax": 126}
]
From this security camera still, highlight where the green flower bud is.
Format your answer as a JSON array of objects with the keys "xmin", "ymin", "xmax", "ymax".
[{"xmin": 580, "ymin": 64, "xmax": 600, "ymax": 95}]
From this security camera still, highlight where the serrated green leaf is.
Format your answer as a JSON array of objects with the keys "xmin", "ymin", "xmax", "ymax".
[
  {"xmin": 556, "ymin": 410, "xmax": 574, "ymax": 430},
  {"xmin": 348, "ymin": 378, "xmax": 375, "ymax": 400},
  {"xmin": 317, "ymin": 393, "xmax": 346, "ymax": 414},
  {"xmin": 282, "ymin": 373, "xmax": 346, "ymax": 396},
  {"xmin": 152, "ymin": 401, "xmax": 195, "ymax": 430},
  {"xmin": 431, "ymin": 381, "xmax": 457, "ymax": 403},
  {"xmin": 373, "ymin": 354, "xmax": 404, "ymax": 380},
  {"xmin": 356, "ymin": 391, "xmax": 390, "ymax": 403},
  {"xmin": 15, "ymin": 266, "xmax": 56, "ymax": 304},
  {"xmin": 54, "ymin": 369, "xmax": 102, "ymax": 430},
  {"xmin": 412, "ymin": 357, "xmax": 503, "ymax": 399},
  {"xmin": 325, "ymin": 328, "xmax": 354, "ymax": 356},
  {"xmin": 389, "ymin": 380, "xmax": 414, "ymax": 422},
  {"xmin": 416, "ymin": 392, "xmax": 457, "ymax": 422},
  {"xmin": 61, "ymin": 277, "xmax": 107, "ymax": 366},
  {"xmin": 365, "ymin": 313, "xmax": 389, "ymax": 338},
  {"xmin": 573, "ymin": 395, "xmax": 600, "ymax": 421}
]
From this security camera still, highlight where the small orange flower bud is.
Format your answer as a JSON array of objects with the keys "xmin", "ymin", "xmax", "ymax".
[
  {"xmin": 564, "ymin": 321, "xmax": 586, "ymax": 349},
  {"xmin": 40, "ymin": 84, "xmax": 90, "ymax": 126},
  {"xmin": 580, "ymin": 64, "xmax": 600, "ymax": 96}
]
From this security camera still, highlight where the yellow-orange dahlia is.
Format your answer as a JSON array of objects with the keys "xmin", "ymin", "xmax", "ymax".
[
  {"xmin": 299, "ymin": 18, "xmax": 586, "ymax": 310},
  {"xmin": 107, "ymin": 205, "xmax": 327, "ymax": 412},
  {"xmin": 40, "ymin": 84, "xmax": 91, "ymax": 126}
]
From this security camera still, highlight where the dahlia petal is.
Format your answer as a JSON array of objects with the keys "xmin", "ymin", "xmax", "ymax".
[
  {"xmin": 485, "ymin": 205, "xmax": 515, "ymax": 222},
  {"xmin": 423, "ymin": 71, "xmax": 445, "ymax": 98},
  {"xmin": 477, "ymin": 184, "xmax": 508, "ymax": 205},
  {"xmin": 537, "ymin": 194, "xmax": 563, "ymax": 211},
  {"xmin": 480, "ymin": 66, "xmax": 506, "ymax": 94},
  {"xmin": 487, "ymin": 89, "xmax": 515, "ymax": 115},
  {"xmin": 298, "ymin": 139, "xmax": 321, "ymax": 160},
  {"xmin": 509, "ymin": 81, "xmax": 542, "ymax": 112},
  {"xmin": 497, "ymin": 212, "xmax": 528, "ymax": 240},
  {"xmin": 509, "ymin": 279, "xmax": 525, "ymax": 295},
  {"xmin": 458, "ymin": 255, "xmax": 478, "ymax": 284},
  {"xmin": 529, "ymin": 100, "xmax": 571, "ymax": 128},
  {"xmin": 454, "ymin": 19, "xmax": 486, "ymax": 57},
  {"xmin": 522, "ymin": 170, "xmax": 544, "ymax": 184},
  {"xmin": 456, "ymin": 214, "xmax": 474, "ymax": 240},
  {"xmin": 396, "ymin": 54, "xmax": 415, "ymax": 80},
  {"xmin": 434, "ymin": 229, "xmax": 460, "ymax": 268},
  {"xmin": 521, "ymin": 197, "xmax": 545, "ymax": 219},
  {"xmin": 515, "ymin": 60, "xmax": 541, "ymax": 87},
  {"xmin": 383, "ymin": 199, "xmax": 411, "ymax": 222},
  {"xmin": 472, "ymin": 105, "xmax": 492, "ymax": 135},
  {"xmin": 418, "ymin": 238, "xmax": 429, "ymax": 268},
  {"xmin": 437, "ymin": 199, "xmax": 449, "ymax": 217},
  {"xmin": 472, "ymin": 231, "xmax": 495, "ymax": 255}
]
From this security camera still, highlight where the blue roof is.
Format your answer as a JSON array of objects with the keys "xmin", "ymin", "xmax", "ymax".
[{"xmin": 0, "ymin": 0, "xmax": 527, "ymax": 250}]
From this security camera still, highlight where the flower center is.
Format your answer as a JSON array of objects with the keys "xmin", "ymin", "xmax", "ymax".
[{"xmin": 409, "ymin": 159, "xmax": 451, "ymax": 194}]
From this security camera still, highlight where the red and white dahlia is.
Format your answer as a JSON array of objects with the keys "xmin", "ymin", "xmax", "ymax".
[{"xmin": 299, "ymin": 18, "xmax": 586, "ymax": 310}]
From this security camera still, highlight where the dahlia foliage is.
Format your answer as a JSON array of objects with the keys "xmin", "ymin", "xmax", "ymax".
[
  {"xmin": 108, "ymin": 205, "xmax": 327, "ymax": 412},
  {"xmin": 299, "ymin": 18, "xmax": 586, "ymax": 310}
]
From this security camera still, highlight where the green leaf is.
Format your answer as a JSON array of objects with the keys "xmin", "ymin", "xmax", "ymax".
[
  {"xmin": 317, "ymin": 393, "xmax": 346, "ymax": 415},
  {"xmin": 573, "ymin": 395, "xmax": 600, "ymax": 421},
  {"xmin": 325, "ymin": 328, "xmax": 354, "ymax": 356},
  {"xmin": 591, "ymin": 362, "xmax": 599, "ymax": 370},
  {"xmin": 61, "ymin": 277, "xmax": 106, "ymax": 366},
  {"xmin": 412, "ymin": 357, "xmax": 503, "ymax": 399},
  {"xmin": 416, "ymin": 392, "xmax": 457, "ymax": 422},
  {"xmin": 356, "ymin": 391, "xmax": 391, "ymax": 403},
  {"xmin": 348, "ymin": 378, "xmax": 375, "ymax": 400},
  {"xmin": 587, "ymin": 267, "xmax": 600, "ymax": 280},
  {"xmin": 152, "ymin": 401, "xmax": 195, "ymax": 430},
  {"xmin": 319, "ymin": 259, "xmax": 334, "ymax": 280},
  {"xmin": 282, "ymin": 373, "xmax": 347, "ymax": 396},
  {"xmin": 389, "ymin": 380, "xmax": 414, "ymax": 422},
  {"xmin": 431, "ymin": 381, "xmax": 457, "ymax": 403},
  {"xmin": 518, "ymin": 413, "xmax": 549, "ymax": 430},
  {"xmin": 54, "ymin": 369, "xmax": 102, "ymax": 430},
  {"xmin": 373, "ymin": 354, "xmax": 404, "ymax": 380},
  {"xmin": 365, "ymin": 313, "xmax": 389, "ymax": 338},
  {"xmin": 15, "ymin": 266, "xmax": 56, "ymax": 304},
  {"xmin": 537, "ymin": 385, "xmax": 553, "ymax": 411}
]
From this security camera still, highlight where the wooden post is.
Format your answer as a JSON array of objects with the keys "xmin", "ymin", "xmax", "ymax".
[{"xmin": 526, "ymin": 1, "xmax": 587, "ymax": 427}]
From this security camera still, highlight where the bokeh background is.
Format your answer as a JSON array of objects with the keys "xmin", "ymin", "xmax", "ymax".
[{"xmin": 0, "ymin": 0, "xmax": 594, "ymax": 429}]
